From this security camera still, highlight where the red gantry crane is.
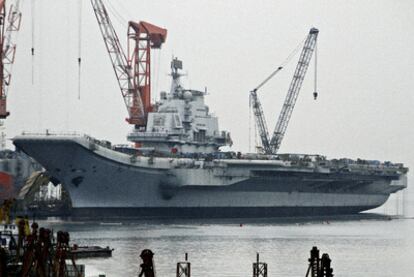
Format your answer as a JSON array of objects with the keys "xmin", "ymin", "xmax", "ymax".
[
  {"xmin": 0, "ymin": 0, "xmax": 22, "ymax": 119},
  {"xmin": 91, "ymin": 0, "xmax": 167, "ymax": 127},
  {"xmin": 250, "ymin": 28, "xmax": 319, "ymax": 154}
]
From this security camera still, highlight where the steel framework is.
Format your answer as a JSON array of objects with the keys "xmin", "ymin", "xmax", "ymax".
[
  {"xmin": 91, "ymin": 0, "xmax": 143, "ymax": 125},
  {"xmin": 250, "ymin": 89, "xmax": 270, "ymax": 153},
  {"xmin": 269, "ymin": 28, "xmax": 319, "ymax": 153},
  {"xmin": 0, "ymin": 0, "xmax": 22, "ymax": 118},
  {"xmin": 91, "ymin": 0, "xmax": 166, "ymax": 126},
  {"xmin": 176, "ymin": 253, "xmax": 191, "ymax": 277},
  {"xmin": 128, "ymin": 21, "xmax": 167, "ymax": 124},
  {"xmin": 253, "ymin": 253, "xmax": 268, "ymax": 277}
]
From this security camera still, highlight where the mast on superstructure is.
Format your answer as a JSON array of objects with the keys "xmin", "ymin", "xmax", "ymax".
[{"xmin": 170, "ymin": 57, "xmax": 183, "ymax": 94}]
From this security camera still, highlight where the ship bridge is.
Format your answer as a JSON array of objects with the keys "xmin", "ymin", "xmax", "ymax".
[{"xmin": 128, "ymin": 59, "xmax": 232, "ymax": 154}]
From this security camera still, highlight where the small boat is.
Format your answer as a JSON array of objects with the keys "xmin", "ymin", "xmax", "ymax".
[{"xmin": 69, "ymin": 245, "xmax": 114, "ymax": 259}]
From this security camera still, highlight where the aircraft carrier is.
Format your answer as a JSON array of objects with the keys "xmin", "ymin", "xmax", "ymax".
[
  {"xmin": 11, "ymin": 1, "xmax": 409, "ymax": 217},
  {"xmin": 12, "ymin": 57, "xmax": 408, "ymax": 217}
]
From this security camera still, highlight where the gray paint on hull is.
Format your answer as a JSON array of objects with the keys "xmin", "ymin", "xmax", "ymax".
[
  {"xmin": 13, "ymin": 137, "xmax": 395, "ymax": 214},
  {"xmin": 71, "ymin": 206, "xmax": 381, "ymax": 218}
]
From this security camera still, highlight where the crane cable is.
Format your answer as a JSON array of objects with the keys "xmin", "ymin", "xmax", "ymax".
[
  {"xmin": 313, "ymin": 41, "xmax": 318, "ymax": 100},
  {"xmin": 249, "ymin": 38, "xmax": 302, "ymax": 150},
  {"xmin": 281, "ymin": 36, "xmax": 307, "ymax": 68},
  {"xmin": 153, "ymin": 51, "xmax": 161, "ymax": 103},
  {"xmin": 105, "ymin": 0, "xmax": 128, "ymax": 28},
  {"xmin": 77, "ymin": 0, "xmax": 82, "ymax": 100},
  {"xmin": 31, "ymin": 0, "xmax": 35, "ymax": 84},
  {"xmin": 115, "ymin": 0, "xmax": 134, "ymax": 20},
  {"xmin": 248, "ymin": 97, "xmax": 251, "ymax": 152},
  {"xmin": 249, "ymin": 34, "xmax": 313, "ymax": 151},
  {"xmin": 252, "ymin": 36, "xmax": 306, "ymax": 93}
]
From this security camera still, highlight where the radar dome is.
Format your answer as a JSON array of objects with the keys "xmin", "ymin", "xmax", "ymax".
[{"xmin": 183, "ymin": 91, "xmax": 193, "ymax": 100}]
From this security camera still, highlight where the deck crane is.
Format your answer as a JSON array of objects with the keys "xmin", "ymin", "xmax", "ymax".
[
  {"xmin": 251, "ymin": 28, "xmax": 319, "ymax": 154},
  {"xmin": 269, "ymin": 28, "xmax": 318, "ymax": 153},
  {"xmin": 250, "ymin": 66, "xmax": 283, "ymax": 153},
  {"xmin": 0, "ymin": 0, "xmax": 22, "ymax": 119},
  {"xmin": 91, "ymin": 0, "xmax": 167, "ymax": 127}
]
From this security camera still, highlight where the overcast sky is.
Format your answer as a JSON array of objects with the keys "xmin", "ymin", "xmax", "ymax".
[{"xmin": 5, "ymin": 0, "xmax": 414, "ymax": 188}]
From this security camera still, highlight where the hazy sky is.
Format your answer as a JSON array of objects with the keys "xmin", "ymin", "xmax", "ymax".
[{"xmin": 5, "ymin": 0, "xmax": 414, "ymax": 185}]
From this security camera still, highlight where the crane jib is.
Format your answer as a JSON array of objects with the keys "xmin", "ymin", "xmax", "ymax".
[
  {"xmin": 91, "ymin": 0, "xmax": 166, "ymax": 127},
  {"xmin": 269, "ymin": 28, "xmax": 319, "ymax": 154},
  {"xmin": 250, "ymin": 28, "xmax": 319, "ymax": 154},
  {"xmin": 0, "ymin": 0, "xmax": 22, "ymax": 119}
]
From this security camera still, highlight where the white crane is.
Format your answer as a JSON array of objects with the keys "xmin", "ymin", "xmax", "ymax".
[
  {"xmin": 250, "ymin": 28, "xmax": 319, "ymax": 154},
  {"xmin": 249, "ymin": 66, "xmax": 283, "ymax": 154}
]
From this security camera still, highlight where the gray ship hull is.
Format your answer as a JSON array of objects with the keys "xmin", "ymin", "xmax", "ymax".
[{"xmin": 13, "ymin": 135, "xmax": 406, "ymax": 217}]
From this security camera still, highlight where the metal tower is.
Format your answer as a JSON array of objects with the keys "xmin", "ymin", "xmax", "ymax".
[{"xmin": 91, "ymin": 0, "xmax": 167, "ymax": 127}]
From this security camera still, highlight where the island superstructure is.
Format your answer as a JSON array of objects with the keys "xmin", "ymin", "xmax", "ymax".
[{"xmin": 127, "ymin": 58, "xmax": 232, "ymax": 154}]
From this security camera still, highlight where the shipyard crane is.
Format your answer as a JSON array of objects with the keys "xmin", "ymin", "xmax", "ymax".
[
  {"xmin": 251, "ymin": 28, "xmax": 318, "ymax": 154},
  {"xmin": 91, "ymin": 0, "xmax": 167, "ymax": 127},
  {"xmin": 250, "ymin": 66, "xmax": 283, "ymax": 153},
  {"xmin": 269, "ymin": 28, "xmax": 318, "ymax": 153},
  {"xmin": 0, "ymin": 0, "xmax": 22, "ymax": 119}
]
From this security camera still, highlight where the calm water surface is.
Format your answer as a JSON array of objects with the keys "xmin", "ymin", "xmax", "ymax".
[{"xmin": 36, "ymin": 195, "xmax": 414, "ymax": 277}]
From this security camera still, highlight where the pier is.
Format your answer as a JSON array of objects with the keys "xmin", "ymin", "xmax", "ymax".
[
  {"xmin": 0, "ymin": 220, "xmax": 111, "ymax": 277},
  {"xmin": 133, "ymin": 247, "xmax": 334, "ymax": 277},
  {"xmin": 2, "ymin": 214, "xmax": 338, "ymax": 276}
]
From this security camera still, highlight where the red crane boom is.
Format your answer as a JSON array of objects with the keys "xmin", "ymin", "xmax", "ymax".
[
  {"xmin": 0, "ymin": 0, "xmax": 22, "ymax": 119},
  {"xmin": 128, "ymin": 21, "xmax": 166, "ymax": 124},
  {"xmin": 91, "ymin": 0, "xmax": 167, "ymax": 127}
]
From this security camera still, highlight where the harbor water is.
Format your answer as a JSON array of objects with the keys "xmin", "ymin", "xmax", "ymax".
[{"xmin": 35, "ymin": 191, "xmax": 414, "ymax": 277}]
